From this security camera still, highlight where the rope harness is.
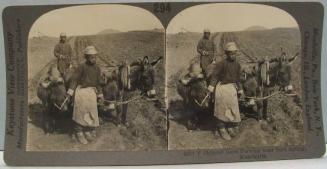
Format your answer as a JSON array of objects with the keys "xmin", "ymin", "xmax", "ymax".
[
  {"xmin": 194, "ymin": 93, "xmax": 211, "ymax": 107},
  {"xmin": 102, "ymin": 93, "xmax": 145, "ymax": 106},
  {"xmin": 244, "ymin": 91, "xmax": 297, "ymax": 101},
  {"xmin": 53, "ymin": 96, "xmax": 70, "ymax": 110},
  {"xmin": 194, "ymin": 89, "xmax": 297, "ymax": 108}
]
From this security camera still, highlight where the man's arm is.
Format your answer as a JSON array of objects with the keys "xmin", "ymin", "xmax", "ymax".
[
  {"xmin": 236, "ymin": 63, "xmax": 243, "ymax": 92},
  {"xmin": 96, "ymin": 66, "xmax": 104, "ymax": 102},
  {"xmin": 68, "ymin": 44, "xmax": 73, "ymax": 62},
  {"xmin": 208, "ymin": 62, "xmax": 223, "ymax": 92},
  {"xmin": 212, "ymin": 40, "xmax": 216, "ymax": 60},
  {"xmin": 67, "ymin": 64, "xmax": 82, "ymax": 96},
  {"xmin": 96, "ymin": 66, "xmax": 104, "ymax": 95},
  {"xmin": 53, "ymin": 44, "xmax": 61, "ymax": 58},
  {"xmin": 197, "ymin": 40, "xmax": 204, "ymax": 55}
]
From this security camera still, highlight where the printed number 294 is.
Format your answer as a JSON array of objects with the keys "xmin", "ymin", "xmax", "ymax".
[{"xmin": 153, "ymin": 3, "xmax": 171, "ymax": 13}]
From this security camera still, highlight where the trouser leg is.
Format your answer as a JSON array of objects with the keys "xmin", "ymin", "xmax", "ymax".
[
  {"xmin": 73, "ymin": 122, "xmax": 88, "ymax": 144},
  {"xmin": 226, "ymin": 122, "xmax": 239, "ymax": 137},
  {"xmin": 257, "ymin": 100, "xmax": 264, "ymax": 120},
  {"xmin": 74, "ymin": 122, "xmax": 84, "ymax": 133},
  {"xmin": 43, "ymin": 108, "xmax": 52, "ymax": 134},
  {"xmin": 216, "ymin": 119, "xmax": 231, "ymax": 140},
  {"xmin": 84, "ymin": 126, "xmax": 97, "ymax": 141},
  {"xmin": 262, "ymin": 88, "xmax": 270, "ymax": 120},
  {"xmin": 216, "ymin": 119, "xmax": 226, "ymax": 129}
]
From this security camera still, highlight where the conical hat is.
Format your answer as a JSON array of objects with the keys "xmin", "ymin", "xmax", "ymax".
[
  {"xmin": 84, "ymin": 46, "xmax": 98, "ymax": 55},
  {"xmin": 224, "ymin": 42, "xmax": 238, "ymax": 51}
]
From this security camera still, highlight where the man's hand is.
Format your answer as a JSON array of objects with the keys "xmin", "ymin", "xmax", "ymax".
[
  {"xmin": 284, "ymin": 85, "xmax": 293, "ymax": 93},
  {"xmin": 65, "ymin": 89, "xmax": 74, "ymax": 103},
  {"xmin": 60, "ymin": 55, "xmax": 67, "ymax": 59},
  {"xmin": 97, "ymin": 94, "xmax": 104, "ymax": 105},
  {"xmin": 207, "ymin": 85, "xmax": 215, "ymax": 93},
  {"xmin": 67, "ymin": 89, "xmax": 74, "ymax": 96},
  {"xmin": 237, "ymin": 89, "xmax": 245, "ymax": 99},
  {"xmin": 202, "ymin": 51, "xmax": 208, "ymax": 55}
]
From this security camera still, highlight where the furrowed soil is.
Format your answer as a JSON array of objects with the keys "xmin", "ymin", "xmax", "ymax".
[
  {"xmin": 27, "ymin": 31, "xmax": 167, "ymax": 151},
  {"xmin": 167, "ymin": 28, "xmax": 304, "ymax": 150}
]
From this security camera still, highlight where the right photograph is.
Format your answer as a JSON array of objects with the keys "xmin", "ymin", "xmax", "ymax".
[{"xmin": 166, "ymin": 3, "xmax": 304, "ymax": 150}]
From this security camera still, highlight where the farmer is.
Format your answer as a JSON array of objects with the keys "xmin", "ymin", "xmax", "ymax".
[
  {"xmin": 207, "ymin": 42, "xmax": 244, "ymax": 140},
  {"xmin": 66, "ymin": 45, "xmax": 104, "ymax": 144},
  {"xmin": 54, "ymin": 32, "xmax": 73, "ymax": 75},
  {"xmin": 197, "ymin": 29, "xmax": 216, "ymax": 77}
]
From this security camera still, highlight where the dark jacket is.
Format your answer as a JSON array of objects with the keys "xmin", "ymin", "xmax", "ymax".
[
  {"xmin": 197, "ymin": 38, "xmax": 216, "ymax": 74},
  {"xmin": 69, "ymin": 62, "xmax": 103, "ymax": 94},
  {"xmin": 209, "ymin": 58, "xmax": 242, "ymax": 90},
  {"xmin": 54, "ymin": 42, "xmax": 73, "ymax": 74}
]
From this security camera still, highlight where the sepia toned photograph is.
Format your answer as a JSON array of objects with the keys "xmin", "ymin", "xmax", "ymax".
[
  {"xmin": 27, "ymin": 4, "xmax": 166, "ymax": 151},
  {"xmin": 2, "ymin": 1, "xmax": 326, "ymax": 165},
  {"xmin": 166, "ymin": 3, "xmax": 304, "ymax": 150}
]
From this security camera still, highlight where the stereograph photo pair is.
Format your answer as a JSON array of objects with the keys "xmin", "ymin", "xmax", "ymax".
[{"xmin": 2, "ymin": 1, "xmax": 325, "ymax": 166}]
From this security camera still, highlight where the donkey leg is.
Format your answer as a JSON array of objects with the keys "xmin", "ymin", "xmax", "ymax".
[
  {"xmin": 121, "ymin": 103, "xmax": 128, "ymax": 126},
  {"xmin": 256, "ymin": 100, "xmax": 264, "ymax": 121},
  {"xmin": 121, "ymin": 91, "xmax": 129, "ymax": 126},
  {"xmin": 42, "ymin": 108, "xmax": 50, "ymax": 135},
  {"xmin": 48, "ymin": 111, "xmax": 56, "ymax": 133}
]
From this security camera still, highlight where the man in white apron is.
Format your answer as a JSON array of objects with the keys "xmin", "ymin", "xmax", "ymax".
[
  {"xmin": 207, "ymin": 42, "xmax": 244, "ymax": 140},
  {"xmin": 67, "ymin": 46, "xmax": 104, "ymax": 144}
]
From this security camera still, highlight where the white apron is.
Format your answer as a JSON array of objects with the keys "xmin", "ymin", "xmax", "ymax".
[
  {"xmin": 214, "ymin": 83, "xmax": 241, "ymax": 123},
  {"xmin": 72, "ymin": 86, "xmax": 99, "ymax": 127}
]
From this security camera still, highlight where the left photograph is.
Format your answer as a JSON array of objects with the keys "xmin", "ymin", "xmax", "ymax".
[{"xmin": 27, "ymin": 4, "xmax": 166, "ymax": 151}]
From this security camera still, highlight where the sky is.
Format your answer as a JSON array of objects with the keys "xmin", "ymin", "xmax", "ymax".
[
  {"xmin": 29, "ymin": 4, "xmax": 164, "ymax": 38},
  {"xmin": 29, "ymin": 3, "xmax": 299, "ymax": 37},
  {"xmin": 167, "ymin": 3, "xmax": 299, "ymax": 34}
]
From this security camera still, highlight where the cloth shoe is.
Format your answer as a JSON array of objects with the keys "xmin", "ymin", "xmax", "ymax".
[
  {"xmin": 219, "ymin": 128, "xmax": 232, "ymax": 140},
  {"xmin": 84, "ymin": 131, "xmax": 95, "ymax": 142},
  {"xmin": 227, "ymin": 127, "xmax": 237, "ymax": 137},
  {"xmin": 76, "ymin": 132, "xmax": 88, "ymax": 144},
  {"xmin": 90, "ymin": 130, "xmax": 97, "ymax": 138}
]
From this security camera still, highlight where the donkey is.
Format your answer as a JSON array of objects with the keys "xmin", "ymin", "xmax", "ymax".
[{"xmin": 37, "ymin": 66, "xmax": 70, "ymax": 134}]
